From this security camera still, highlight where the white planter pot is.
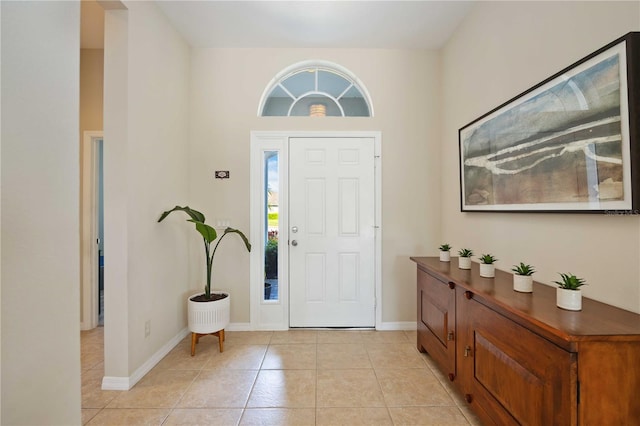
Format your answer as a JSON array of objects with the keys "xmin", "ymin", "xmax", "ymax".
[
  {"xmin": 513, "ymin": 275, "xmax": 533, "ymax": 293},
  {"xmin": 458, "ymin": 257, "xmax": 472, "ymax": 269},
  {"xmin": 439, "ymin": 251, "xmax": 450, "ymax": 262},
  {"xmin": 557, "ymin": 288, "xmax": 582, "ymax": 311},
  {"xmin": 479, "ymin": 263, "xmax": 495, "ymax": 278},
  {"xmin": 187, "ymin": 292, "xmax": 230, "ymax": 334}
]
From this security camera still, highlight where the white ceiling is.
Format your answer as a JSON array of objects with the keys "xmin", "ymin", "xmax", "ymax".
[
  {"xmin": 156, "ymin": 1, "xmax": 474, "ymax": 49},
  {"xmin": 82, "ymin": 1, "xmax": 474, "ymax": 50}
]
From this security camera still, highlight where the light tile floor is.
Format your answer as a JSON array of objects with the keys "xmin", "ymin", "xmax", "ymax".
[{"xmin": 81, "ymin": 328, "xmax": 483, "ymax": 425}]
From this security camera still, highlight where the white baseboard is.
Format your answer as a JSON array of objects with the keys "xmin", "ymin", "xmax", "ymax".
[
  {"xmin": 376, "ymin": 321, "xmax": 416, "ymax": 331},
  {"xmin": 229, "ymin": 322, "xmax": 416, "ymax": 331},
  {"xmin": 227, "ymin": 322, "xmax": 252, "ymax": 331},
  {"xmin": 101, "ymin": 327, "xmax": 189, "ymax": 391},
  {"xmin": 255, "ymin": 324, "xmax": 289, "ymax": 331},
  {"xmin": 101, "ymin": 376, "xmax": 130, "ymax": 391}
]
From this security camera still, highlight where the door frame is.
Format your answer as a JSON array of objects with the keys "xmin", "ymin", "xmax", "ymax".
[
  {"xmin": 249, "ymin": 131, "xmax": 382, "ymax": 330},
  {"xmin": 81, "ymin": 131, "xmax": 103, "ymax": 330}
]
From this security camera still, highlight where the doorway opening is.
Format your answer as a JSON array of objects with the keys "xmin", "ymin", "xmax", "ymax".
[
  {"xmin": 82, "ymin": 131, "xmax": 104, "ymax": 330},
  {"xmin": 97, "ymin": 137, "xmax": 105, "ymax": 325}
]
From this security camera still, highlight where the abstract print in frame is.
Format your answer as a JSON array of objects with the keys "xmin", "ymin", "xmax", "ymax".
[{"xmin": 459, "ymin": 32, "xmax": 640, "ymax": 213}]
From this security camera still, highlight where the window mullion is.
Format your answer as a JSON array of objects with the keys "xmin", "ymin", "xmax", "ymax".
[
  {"xmin": 278, "ymin": 82, "xmax": 296, "ymax": 100},
  {"xmin": 336, "ymin": 82, "xmax": 354, "ymax": 101}
]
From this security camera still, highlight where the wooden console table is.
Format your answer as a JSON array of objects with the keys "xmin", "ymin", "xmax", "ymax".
[{"xmin": 411, "ymin": 256, "xmax": 640, "ymax": 426}]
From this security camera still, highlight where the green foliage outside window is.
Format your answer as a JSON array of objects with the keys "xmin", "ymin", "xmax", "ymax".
[{"xmin": 265, "ymin": 238, "xmax": 278, "ymax": 279}]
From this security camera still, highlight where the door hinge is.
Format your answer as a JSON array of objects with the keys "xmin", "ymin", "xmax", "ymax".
[{"xmin": 577, "ymin": 380, "xmax": 580, "ymax": 404}]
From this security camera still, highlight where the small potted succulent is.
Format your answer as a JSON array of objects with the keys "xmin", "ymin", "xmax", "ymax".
[
  {"xmin": 511, "ymin": 262, "xmax": 535, "ymax": 293},
  {"xmin": 458, "ymin": 248, "xmax": 473, "ymax": 270},
  {"xmin": 479, "ymin": 254, "xmax": 498, "ymax": 278},
  {"xmin": 554, "ymin": 273, "xmax": 586, "ymax": 311},
  {"xmin": 439, "ymin": 243, "xmax": 452, "ymax": 262}
]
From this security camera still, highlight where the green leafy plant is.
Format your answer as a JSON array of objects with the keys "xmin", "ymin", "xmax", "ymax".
[
  {"xmin": 439, "ymin": 243, "xmax": 452, "ymax": 251},
  {"xmin": 458, "ymin": 248, "xmax": 473, "ymax": 258},
  {"xmin": 554, "ymin": 273, "xmax": 586, "ymax": 291},
  {"xmin": 158, "ymin": 206, "xmax": 251, "ymax": 300},
  {"xmin": 479, "ymin": 254, "xmax": 497, "ymax": 264},
  {"xmin": 511, "ymin": 262, "xmax": 535, "ymax": 276}
]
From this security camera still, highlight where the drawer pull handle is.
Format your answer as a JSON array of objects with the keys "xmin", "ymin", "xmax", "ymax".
[
  {"xmin": 465, "ymin": 394, "xmax": 473, "ymax": 403},
  {"xmin": 448, "ymin": 373, "xmax": 455, "ymax": 381},
  {"xmin": 464, "ymin": 291, "xmax": 473, "ymax": 300},
  {"xmin": 448, "ymin": 281, "xmax": 455, "ymax": 289},
  {"xmin": 464, "ymin": 345, "xmax": 471, "ymax": 357},
  {"xmin": 447, "ymin": 331, "xmax": 454, "ymax": 341}
]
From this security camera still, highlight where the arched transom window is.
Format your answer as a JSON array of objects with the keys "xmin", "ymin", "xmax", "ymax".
[{"xmin": 258, "ymin": 61, "xmax": 373, "ymax": 117}]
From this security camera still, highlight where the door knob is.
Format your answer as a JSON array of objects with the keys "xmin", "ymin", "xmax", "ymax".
[{"xmin": 291, "ymin": 240, "xmax": 298, "ymax": 246}]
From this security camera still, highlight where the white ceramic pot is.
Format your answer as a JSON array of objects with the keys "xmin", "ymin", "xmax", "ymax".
[
  {"xmin": 557, "ymin": 288, "xmax": 582, "ymax": 311},
  {"xmin": 187, "ymin": 292, "xmax": 230, "ymax": 334},
  {"xmin": 513, "ymin": 275, "xmax": 533, "ymax": 293},
  {"xmin": 479, "ymin": 263, "xmax": 495, "ymax": 278},
  {"xmin": 458, "ymin": 257, "xmax": 471, "ymax": 270},
  {"xmin": 439, "ymin": 251, "xmax": 451, "ymax": 262}
]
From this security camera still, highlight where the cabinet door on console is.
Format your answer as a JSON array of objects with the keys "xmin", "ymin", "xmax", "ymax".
[
  {"xmin": 417, "ymin": 268, "xmax": 456, "ymax": 380},
  {"xmin": 458, "ymin": 290, "xmax": 577, "ymax": 426}
]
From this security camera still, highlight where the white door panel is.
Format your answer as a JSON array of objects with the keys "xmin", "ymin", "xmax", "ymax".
[{"xmin": 289, "ymin": 137, "xmax": 375, "ymax": 327}]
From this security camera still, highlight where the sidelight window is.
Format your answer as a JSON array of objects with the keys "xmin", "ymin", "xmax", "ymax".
[{"xmin": 264, "ymin": 152, "xmax": 279, "ymax": 301}]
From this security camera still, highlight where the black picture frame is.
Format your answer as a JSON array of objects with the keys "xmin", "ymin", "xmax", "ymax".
[{"xmin": 459, "ymin": 32, "xmax": 640, "ymax": 213}]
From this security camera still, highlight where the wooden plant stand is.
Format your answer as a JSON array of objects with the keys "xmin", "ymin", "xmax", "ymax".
[{"xmin": 190, "ymin": 329, "xmax": 225, "ymax": 356}]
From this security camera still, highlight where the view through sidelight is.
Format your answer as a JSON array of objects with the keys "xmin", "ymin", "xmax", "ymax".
[{"xmin": 264, "ymin": 151, "xmax": 279, "ymax": 301}]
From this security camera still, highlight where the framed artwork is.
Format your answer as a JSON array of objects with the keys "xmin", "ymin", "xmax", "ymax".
[{"xmin": 459, "ymin": 32, "xmax": 640, "ymax": 213}]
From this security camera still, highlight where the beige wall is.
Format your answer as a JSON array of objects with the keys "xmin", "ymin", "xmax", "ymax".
[
  {"xmin": 189, "ymin": 48, "xmax": 442, "ymax": 324},
  {"xmin": 103, "ymin": 0, "xmax": 191, "ymax": 379},
  {"xmin": 80, "ymin": 49, "xmax": 104, "ymax": 132},
  {"xmin": 103, "ymin": 6, "xmax": 130, "ymax": 379},
  {"xmin": 441, "ymin": 1, "xmax": 640, "ymax": 312},
  {"xmin": 1, "ymin": 1, "xmax": 81, "ymax": 424}
]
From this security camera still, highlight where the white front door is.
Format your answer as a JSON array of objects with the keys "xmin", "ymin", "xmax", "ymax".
[{"xmin": 289, "ymin": 137, "xmax": 375, "ymax": 327}]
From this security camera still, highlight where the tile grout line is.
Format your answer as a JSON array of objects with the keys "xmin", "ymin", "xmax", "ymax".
[
  {"xmin": 238, "ymin": 336, "xmax": 271, "ymax": 425},
  {"xmin": 159, "ymin": 352, "xmax": 209, "ymax": 425},
  {"xmin": 367, "ymin": 340, "xmax": 395, "ymax": 424},
  {"xmin": 413, "ymin": 339, "xmax": 475, "ymax": 426}
]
